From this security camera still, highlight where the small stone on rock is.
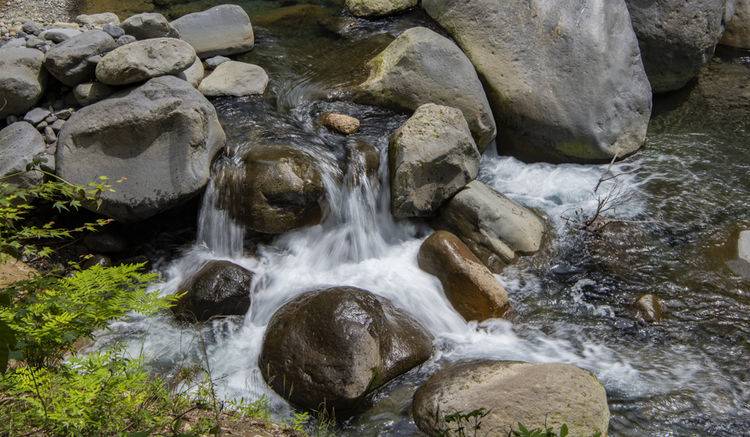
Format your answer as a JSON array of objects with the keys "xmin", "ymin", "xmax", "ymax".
[
  {"xmin": 205, "ymin": 55, "xmax": 231, "ymax": 69},
  {"xmin": 116, "ymin": 35, "xmax": 136, "ymax": 46},
  {"xmin": 43, "ymin": 126, "xmax": 57, "ymax": 143},
  {"xmin": 23, "ymin": 107, "xmax": 51, "ymax": 125}
]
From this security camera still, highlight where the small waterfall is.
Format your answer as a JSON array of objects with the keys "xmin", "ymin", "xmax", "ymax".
[{"xmin": 196, "ymin": 176, "xmax": 246, "ymax": 259}]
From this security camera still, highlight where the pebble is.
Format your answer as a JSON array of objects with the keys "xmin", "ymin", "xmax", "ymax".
[
  {"xmin": 37, "ymin": 121, "xmax": 48, "ymax": 129},
  {"xmin": 23, "ymin": 107, "xmax": 51, "ymax": 125},
  {"xmin": 44, "ymin": 126, "xmax": 57, "ymax": 143}
]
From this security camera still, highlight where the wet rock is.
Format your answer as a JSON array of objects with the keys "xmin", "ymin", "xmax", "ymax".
[
  {"xmin": 723, "ymin": 0, "xmax": 750, "ymax": 48},
  {"xmin": 739, "ymin": 231, "xmax": 750, "ymax": 263},
  {"xmin": 347, "ymin": 140, "xmax": 380, "ymax": 182},
  {"xmin": 40, "ymin": 28, "xmax": 82, "ymax": 43},
  {"xmin": 173, "ymin": 260, "xmax": 253, "ymax": 322},
  {"xmin": 636, "ymin": 294, "xmax": 664, "ymax": 322},
  {"xmin": 438, "ymin": 181, "xmax": 545, "ymax": 273},
  {"xmin": 625, "ymin": 0, "xmax": 735, "ymax": 92},
  {"xmin": 345, "ymin": 0, "xmax": 417, "ymax": 17},
  {"xmin": 418, "ymin": 231, "xmax": 509, "ymax": 321},
  {"xmin": 205, "ymin": 55, "xmax": 230, "ymax": 69},
  {"xmin": 321, "ymin": 112, "xmax": 360, "ymax": 135},
  {"xmin": 82, "ymin": 232, "xmax": 128, "ymax": 254},
  {"xmin": 95, "ymin": 38, "xmax": 197, "ymax": 86},
  {"xmin": 389, "ymin": 103, "xmax": 479, "ymax": 218},
  {"xmin": 23, "ymin": 107, "xmax": 50, "ymax": 125},
  {"xmin": 81, "ymin": 254, "xmax": 112, "ymax": 269},
  {"xmin": 0, "ymin": 122, "xmax": 46, "ymax": 185},
  {"xmin": 56, "ymin": 76, "xmax": 226, "ymax": 222},
  {"xmin": 171, "ymin": 5, "xmax": 254, "ymax": 58},
  {"xmin": 73, "ymin": 82, "xmax": 114, "ymax": 106},
  {"xmin": 76, "ymin": 13, "xmax": 120, "ymax": 28},
  {"xmin": 0, "ymin": 47, "xmax": 46, "ymax": 117},
  {"xmin": 412, "ymin": 360, "xmax": 610, "ymax": 437},
  {"xmin": 260, "ymin": 286, "xmax": 433, "ymax": 414},
  {"xmin": 177, "ymin": 57, "xmax": 205, "ymax": 88},
  {"xmin": 197, "ymin": 61, "xmax": 267, "ymax": 97},
  {"xmin": 422, "ymin": 0, "xmax": 652, "ymax": 162},
  {"xmin": 122, "ymin": 13, "xmax": 180, "ymax": 40},
  {"xmin": 222, "ymin": 144, "xmax": 325, "ymax": 234},
  {"xmin": 357, "ymin": 27, "xmax": 495, "ymax": 149},
  {"xmin": 44, "ymin": 31, "xmax": 117, "ymax": 86}
]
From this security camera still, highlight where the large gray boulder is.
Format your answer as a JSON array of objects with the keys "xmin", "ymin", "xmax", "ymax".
[
  {"xmin": 56, "ymin": 76, "xmax": 226, "ymax": 222},
  {"xmin": 44, "ymin": 31, "xmax": 117, "ymax": 86},
  {"xmin": 122, "ymin": 13, "xmax": 180, "ymax": 40},
  {"xmin": 173, "ymin": 260, "xmax": 253, "ymax": 322},
  {"xmin": 419, "ymin": 231, "xmax": 509, "ymax": 321},
  {"xmin": 389, "ymin": 103, "xmax": 480, "ymax": 218},
  {"xmin": 357, "ymin": 27, "xmax": 495, "ymax": 150},
  {"xmin": 0, "ymin": 48, "xmax": 46, "ymax": 117},
  {"xmin": 197, "ymin": 61, "xmax": 268, "ymax": 97},
  {"xmin": 0, "ymin": 122, "xmax": 47, "ymax": 186},
  {"xmin": 412, "ymin": 360, "xmax": 610, "ymax": 437},
  {"xmin": 218, "ymin": 144, "xmax": 325, "ymax": 234},
  {"xmin": 170, "ymin": 5, "xmax": 254, "ymax": 58},
  {"xmin": 722, "ymin": 0, "xmax": 750, "ymax": 48},
  {"xmin": 260, "ymin": 287, "xmax": 433, "ymax": 414},
  {"xmin": 422, "ymin": 0, "xmax": 652, "ymax": 163},
  {"xmin": 625, "ymin": 0, "xmax": 735, "ymax": 93},
  {"xmin": 95, "ymin": 38, "xmax": 197, "ymax": 86},
  {"xmin": 438, "ymin": 181, "xmax": 545, "ymax": 273},
  {"xmin": 345, "ymin": 0, "xmax": 418, "ymax": 17}
]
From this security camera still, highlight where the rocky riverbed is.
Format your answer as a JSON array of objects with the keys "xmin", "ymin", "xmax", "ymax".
[{"xmin": 1, "ymin": 0, "xmax": 750, "ymax": 436}]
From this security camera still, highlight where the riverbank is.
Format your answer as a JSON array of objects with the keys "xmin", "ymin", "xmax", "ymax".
[{"xmin": 0, "ymin": 0, "xmax": 80, "ymax": 36}]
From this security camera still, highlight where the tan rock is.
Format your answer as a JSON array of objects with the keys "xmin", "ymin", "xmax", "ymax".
[
  {"xmin": 636, "ymin": 294, "xmax": 664, "ymax": 322},
  {"xmin": 418, "ymin": 231, "xmax": 509, "ymax": 321},
  {"xmin": 321, "ymin": 112, "xmax": 360, "ymax": 135}
]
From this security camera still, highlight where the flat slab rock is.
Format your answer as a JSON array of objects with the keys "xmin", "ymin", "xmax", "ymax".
[
  {"xmin": 171, "ymin": 5, "xmax": 254, "ymax": 58},
  {"xmin": 198, "ymin": 61, "xmax": 268, "ymax": 97}
]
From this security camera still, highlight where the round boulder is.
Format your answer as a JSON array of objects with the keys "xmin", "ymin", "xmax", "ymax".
[
  {"xmin": 56, "ymin": 76, "xmax": 226, "ymax": 222},
  {"xmin": 345, "ymin": 0, "xmax": 417, "ymax": 17},
  {"xmin": 0, "ymin": 48, "xmax": 46, "ymax": 117},
  {"xmin": 95, "ymin": 38, "xmax": 197, "ymax": 86},
  {"xmin": 418, "ymin": 231, "xmax": 509, "ymax": 321},
  {"xmin": 173, "ymin": 260, "xmax": 253, "ymax": 322},
  {"xmin": 44, "ymin": 30, "xmax": 117, "ymax": 86},
  {"xmin": 197, "ymin": 61, "xmax": 268, "ymax": 97},
  {"xmin": 412, "ymin": 360, "xmax": 610, "ymax": 437},
  {"xmin": 0, "ymin": 121, "xmax": 47, "ymax": 185},
  {"xmin": 219, "ymin": 144, "xmax": 325, "ymax": 234},
  {"xmin": 260, "ymin": 287, "xmax": 433, "ymax": 414}
]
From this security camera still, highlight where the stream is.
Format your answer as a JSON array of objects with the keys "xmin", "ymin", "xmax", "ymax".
[{"xmin": 84, "ymin": 1, "xmax": 750, "ymax": 435}]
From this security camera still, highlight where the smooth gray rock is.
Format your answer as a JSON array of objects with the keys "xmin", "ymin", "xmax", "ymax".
[
  {"xmin": 40, "ymin": 28, "xmax": 82, "ymax": 43},
  {"xmin": 412, "ymin": 360, "xmax": 610, "ymax": 437},
  {"xmin": 23, "ymin": 107, "xmax": 50, "ymax": 125},
  {"xmin": 438, "ymin": 180, "xmax": 546, "ymax": 273},
  {"xmin": 740, "ymin": 231, "xmax": 750, "ymax": 263},
  {"xmin": 171, "ymin": 5, "xmax": 254, "ymax": 58},
  {"xmin": 2, "ymin": 38, "xmax": 26, "ymax": 49},
  {"xmin": 422, "ymin": 0, "xmax": 652, "ymax": 163},
  {"xmin": 357, "ymin": 27, "xmax": 495, "ymax": 150},
  {"xmin": 25, "ymin": 36, "xmax": 46, "ymax": 49},
  {"xmin": 102, "ymin": 24, "xmax": 125, "ymax": 39},
  {"xmin": 625, "ymin": 0, "xmax": 735, "ymax": 93},
  {"xmin": 22, "ymin": 21, "xmax": 42, "ymax": 36},
  {"xmin": 117, "ymin": 35, "xmax": 136, "ymax": 46},
  {"xmin": 73, "ymin": 82, "xmax": 114, "ymax": 106},
  {"xmin": 177, "ymin": 57, "xmax": 205, "ymax": 87},
  {"xmin": 44, "ymin": 31, "xmax": 117, "ymax": 86},
  {"xmin": 205, "ymin": 55, "xmax": 230, "ymax": 69},
  {"xmin": 723, "ymin": 0, "xmax": 750, "ymax": 48},
  {"xmin": 76, "ymin": 13, "xmax": 120, "ymax": 28},
  {"xmin": 0, "ymin": 47, "xmax": 46, "ymax": 117},
  {"xmin": 346, "ymin": 0, "xmax": 417, "ymax": 17},
  {"xmin": 198, "ymin": 61, "xmax": 268, "ymax": 96},
  {"xmin": 389, "ymin": 103, "xmax": 480, "ymax": 218},
  {"xmin": 56, "ymin": 76, "xmax": 226, "ymax": 222},
  {"xmin": 95, "ymin": 37, "xmax": 196, "ymax": 86},
  {"xmin": 122, "ymin": 13, "xmax": 180, "ymax": 40},
  {"xmin": 0, "ymin": 121, "xmax": 46, "ymax": 185}
]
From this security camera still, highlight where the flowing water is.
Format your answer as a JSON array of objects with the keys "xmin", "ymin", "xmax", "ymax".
[{"xmin": 84, "ymin": 1, "xmax": 750, "ymax": 435}]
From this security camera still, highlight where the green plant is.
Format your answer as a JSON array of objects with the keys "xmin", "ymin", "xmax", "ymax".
[
  {"xmin": 289, "ymin": 411, "xmax": 310, "ymax": 432},
  {"xmin": 511, "ymin": 423, "xmax": 602, "ymax": 437},
  {"xmin": 437, "ymin": 408, "xmax": 491, "ymax": 437},
  {"xmin": 229, "ymin": 395, "xmax": 273, "ymax": 421}
]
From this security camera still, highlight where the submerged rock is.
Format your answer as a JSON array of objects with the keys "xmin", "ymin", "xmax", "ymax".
[
  {"xmin": 122, "ymin": 13, "xmax": 180, "ymax": 40},
  {"xmin": 44, "ymin": 31, "xmax": 117, "ymax": 86},
  {"xmin": 438, "ymin": 181, "xmax": 545, "ymax": 273},
  {"xmin": 345, "ymin": 0, "xmax": 417, "ymax": 17},
  {"xmin": 389, "ymin": 103, "xmax": 480, "ymax": 218},
  {"xmin": 171, "ymin": 5, "xmax": 254, "ymax": 58},
  {"xmin": 95, "ymin": 38, "xmax": 196, "ymax": 86},
  {"xmin": 422, "ymin": 0, "xmax": 652, "ymax": 162},
  {"xmin": 56, "ymin": 76, "xmax": 226, "ymax": 222},
  {"xmin": 625, "ymin": 0, "xmax": 735, "ymax": 92},
  {"xmin": 357, "ymin": 27, "xmax": 495, "ymax": 149},
  {"xmin": 173, "ymin": 260, "xmax": 253, "ymax": 322},
  {"xmin": 419, "ymin": 231, "xmax": 509, "ymax": 321},
  {"xmin": 221, "ymin": 144, "xmax": 325, "ymax": 234},
  {"xmin": 321, "ymin": 112, "xmax": 360, "ymax": 135},
  {"xmin": 0, "ymin": 47, "xmax": 46, "ymax": 117},
  {"xmin": 197, "ymin": 61, "xmax": 268, "ymax": 97},
  {"xmin": 0, "ymin": 121, "xmax": 46, "ymax": 185},
  {"xmin": 636, "ymin": 294, "xmax": 665, "ymax": 322},
  {"xmin": 412, "ymin": 360, "xmax": 610, "ymax": 437},
  {"xmin": 260, "ymin": 286, "xmax": 433, "ymax": 414},
  {"xmin": 723, "ymin": 0, "xmax": 750, "ymax": 49}
]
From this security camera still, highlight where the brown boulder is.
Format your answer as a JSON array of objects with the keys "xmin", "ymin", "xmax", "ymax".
[{"xmin": 173, "ymin": 260, "xmax": 253, "ymax": 322}]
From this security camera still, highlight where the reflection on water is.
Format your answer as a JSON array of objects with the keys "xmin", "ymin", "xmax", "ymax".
[{"xmin": 84, "ymin": 0, "xmax": 750, "ymax": 435}]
